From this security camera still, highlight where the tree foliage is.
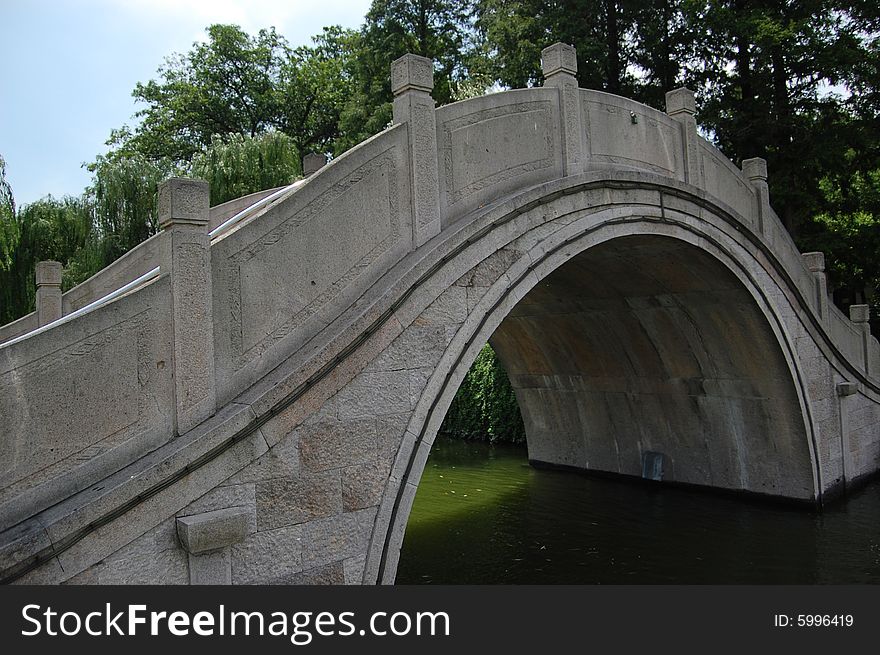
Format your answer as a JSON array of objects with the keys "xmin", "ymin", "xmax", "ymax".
[
  {"xmin": 337, "ymin": 0, "xmax": 481, "ymax": 151},
  {"xmin": 0, "ymin": 154, "xmax": 18, "ymax": 272},
  {"xmin": 441, "ymin": 344, "xmax": 525, "ymax": 443},
  {"xmin": 0, "ymin": 195, "xmax": 96, "ymax": 324},
  {"xmin": 191, "ymin": 131, "xmax": 300, "ymax": 206},
  {"xmin": 113, "ymin": 24, "xmax": 356, "ymax": 164}
]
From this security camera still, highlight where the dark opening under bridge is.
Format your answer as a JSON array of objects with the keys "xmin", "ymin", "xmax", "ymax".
[{"xmin": 1, "ymin": 44, "xmax": 878, "ymax": 585}]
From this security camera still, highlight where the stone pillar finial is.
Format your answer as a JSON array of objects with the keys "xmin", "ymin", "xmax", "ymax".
[
  {"xmin": 303, "ymin": 152, "xmax": 327, "ymax": 176},
  {"xmin": 391, "ymin": 53, "xmax": 440, "ymax": 248},
  {"xmin": 850, "ymin": 304, "xmax": 870, "ymax": 324},
  {"xmin": 802, "ymin": 251, "xmax": 825, "ymax": 273},
  {"xmin": 159, "ymin": 177, "xmax": 210, "ymax": 230},
  {"xmin": 158, "ymin": 176, "xmax": 215, "ymax": 435},
  {"xmin": 35, "ymin": 260, "xmax": 63, "ymax": 327},
  {"xmin": 541, "ymin": 43, "xmax": 578, "ymax": 81},
  {"xmin": 391, "ymin": 53, "xmax": 434, "ymax": 96},
  {"xmin": 665, "ymin": 87, "xmax": 695, "ymax": 117},
  {"xmin": 742, "ymin": 157, "xmax": 768, "ymax": 182}
]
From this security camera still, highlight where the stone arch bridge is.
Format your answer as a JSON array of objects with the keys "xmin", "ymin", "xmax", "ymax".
[{"xmin": 1, "ymin": 44, "xmax": 878, "ymax": 585}]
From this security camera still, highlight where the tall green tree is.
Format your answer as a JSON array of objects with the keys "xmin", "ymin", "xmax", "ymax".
[
  {"xmin": 337, "ymin": 0, "xmax": 478, "ymax": 152},
  {"xmin": 691, "ymin": 1, "xmax": 872, "ymax": 237},
  {"xmin": 119, "ymin": 25, "xmax": 289, "ymax": 162},
  {"xmin": 111, "ymin": 24, "xmax": 355, "ymax": 164}
]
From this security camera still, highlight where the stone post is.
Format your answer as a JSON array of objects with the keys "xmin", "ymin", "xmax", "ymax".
[
  {"xmin": 665, "ymin": 88, "xmax": 701, "ymax": 187},
  {"xmin": 302, "ymin": 152, "xmax": 327, "ymax": 176},
  {"xmin": 177, "ymin": 508, "xmax": 249, "ymax": 584},
  {"xmin": 849, "ymin": 304, "xmax": 871, "ymax": 376},
  {"xmin": 836, "ymin": 380, "xmax": 859, "ymax": 491},
  {"xmin": 742, "ymin": 157, "xmax": 770, "ymax": 236},
  {"xmin": 541, "ymin": 43, "xmax": 582, "ymax": 175},
  {"xmin": 802, "ymin": 251, "xmax": 829, "ymax": 322},
  {"xmin": 159, "ymin": 177, "xmax": 216, "ymax": 435},
  {"xmin": 35, "ymin": 260, "xmax": 63, "ymax": 327},
  {"xmin": 391, "ymin": 53, "xmax": 440, "ymax": 248}
]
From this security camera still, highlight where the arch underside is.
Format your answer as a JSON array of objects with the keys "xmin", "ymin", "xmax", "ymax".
[{"xmin": 489, "ymin": 234, "xmax": 814, "ymax": 500}]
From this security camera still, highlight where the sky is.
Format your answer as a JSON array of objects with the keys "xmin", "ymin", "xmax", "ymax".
[{"xmin": 0, "ymin": 0, "xmax": 373, "ymax": 205}]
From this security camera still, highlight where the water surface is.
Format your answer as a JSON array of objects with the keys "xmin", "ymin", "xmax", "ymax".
[{"xmin": 396, "ymin": 437, "xmax": 880, "ymax": 584}]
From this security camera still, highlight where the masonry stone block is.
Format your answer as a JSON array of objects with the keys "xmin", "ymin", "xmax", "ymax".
[
  {"xmin": 176, "ymin": 507, "xmax": 250, "ymax": 555},
  {"xmin": 231, "ymin": 524, "xmax": 303, "ymax": 584},
  {"xmin": 188, "ymin": 548, "xmax": 232, "ymax": 585},
  {"xmin": 256, "ymin": 471, "xmax": 342, "ymax": 531},
  {"xmin": 301, "ymin": 507, "xmax": 377, "ymax": 570},
  {"xmin": 298, "ymin": 416, "xmax": 379, "ymax": 471}
]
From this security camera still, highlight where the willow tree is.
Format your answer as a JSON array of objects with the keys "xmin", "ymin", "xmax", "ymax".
[
  {"xmin": 0, "ymin": 154, "xmax": 17, "ymax": 272},
  {"xmin": 191, "ymin": 131, "xmax": 301, "ymax": 205}
]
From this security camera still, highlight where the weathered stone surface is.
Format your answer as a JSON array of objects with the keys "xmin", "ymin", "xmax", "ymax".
[
  {"xmin": 301, "ymin": 508, "xmax": 377, "ymax": 570},
  {"xmin": 279, "ymin": 562, "xmax": 345, "ymax": 585},
  {"xmin": 342, "ymin": 458, "xmax": 391, "ymax": 511},
  {"xmin": 180, "ymin": 483, "xmax": 255, "ymax": 518},
  {"xmin": 256, "ymin": 471, "xmax": 342, "ymax": 531},
  {"xmin": 336, "ymin": 371, "xmax": 411, "ymax": 420},
  {"xmin": 365, "ymin": 325, "xmax": 449, "ymax": 372},
  {"xmin": 189, "ymin": 548, "xmax": 231, "ymax": 585},
  {"xmin": 344, "ymin": 555, "xmax": 367, "ymax": 585},
  {"xmin": 231, "ymin": 524, "xmax": 303, "ymax": 584},
  {"xmin": 298, "ymin": 417, "xmax": 378, "ymax": 471}
]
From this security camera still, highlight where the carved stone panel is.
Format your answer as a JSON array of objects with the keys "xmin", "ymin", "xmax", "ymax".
[
  {"xmin": 229, "ymin": 152, "xmax": 401, "ymax": 365},
  {"xmin": 437, "ymin": 93, "xmax": 562, "ymax": 225}
]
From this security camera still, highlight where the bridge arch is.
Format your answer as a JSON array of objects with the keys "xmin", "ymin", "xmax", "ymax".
[
  {"xmin": 2, "ymin": 45, "xmax": 878, "ymax": 586},
  {"xmin": 368, "ymin": 177, "xmax": 820, "ymax": 584}
]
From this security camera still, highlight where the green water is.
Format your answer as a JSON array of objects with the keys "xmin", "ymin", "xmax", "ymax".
[{"xmin": 396, "ymin": 437, "xmax": 880, "ymax": 584}]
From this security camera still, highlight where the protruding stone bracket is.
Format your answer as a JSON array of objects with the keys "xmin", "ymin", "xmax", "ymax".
[
  {"xmin": 849, "ymin": 304, "xmax": 872, "ymax": 376},
  {"xmin": 742, "ymin": 157, "xmax": 770, "ymax": 236},
  {"xmin": 303, "ymin": 152, "xmax": 327, "ymax": 176},
  {"xmin": 159, "ymin": 177, "xmax": 216, "ymax": 435},
  {"xmin": 35, "ymin": 260, "xmax": 63, "ymax": 327},
  {"xmin": 836, "ymin": 381, "xmax": 859, "ymax": 397},
  {"xmin": 542, "ymin": 43, "xmax": 582, "ymax": 176},
  {"xmin": 392, "ymin": 53, "xmax": 440, "ymax": 248},
  {"xmin": 177, "ymin": 507, "xmax": 250, "ymax": 585},
  {"xmin": 801, "ymin": 251, "xmax": 828, "ymax": 322},
  {"xmin": 665, "ymin": 87, "xmax": 701, "ymax": 187}
]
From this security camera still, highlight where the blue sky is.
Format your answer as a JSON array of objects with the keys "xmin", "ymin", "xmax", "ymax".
[{"xmin": 0, "ymin": 0, "xmax": 373, "ymax": 205}]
